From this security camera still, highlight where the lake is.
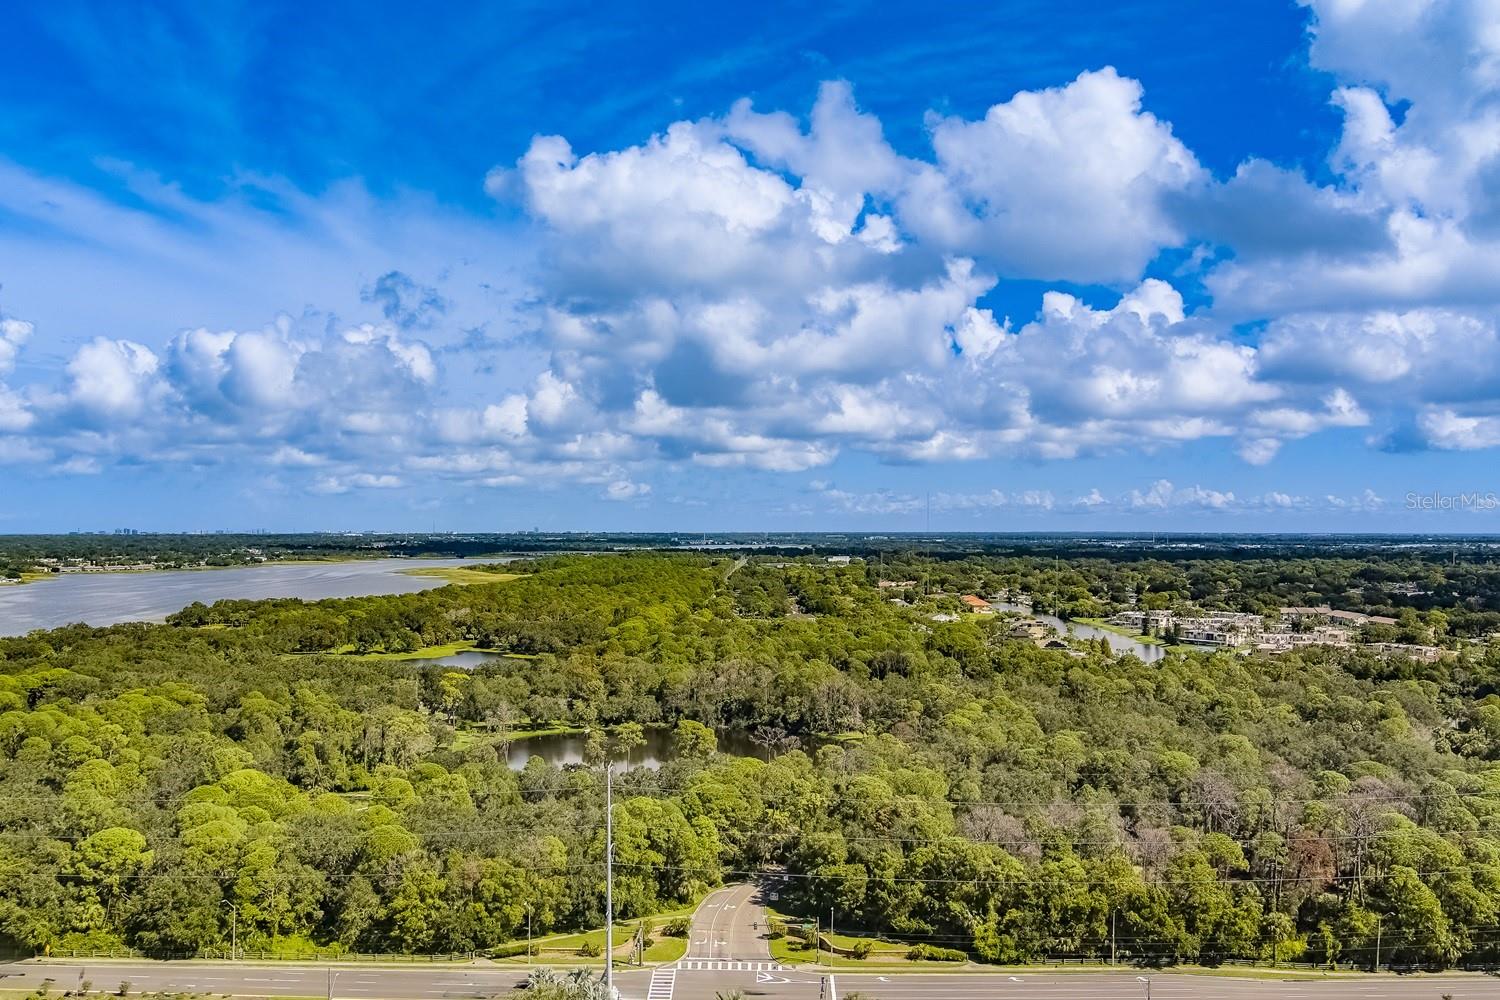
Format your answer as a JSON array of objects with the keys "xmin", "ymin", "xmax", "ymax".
[
  {"xmin": 0, "ymin": 557, "xmax": 503, "ymax": 635},
  {"xmin": 991, "ymin": 601, "xmax": 1166, "ymax": 662}
]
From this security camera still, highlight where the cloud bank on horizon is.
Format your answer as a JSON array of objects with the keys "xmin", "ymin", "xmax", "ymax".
[{"xmin": 1, "ymin": 0, "xmax": 1499, "ymax": 527}]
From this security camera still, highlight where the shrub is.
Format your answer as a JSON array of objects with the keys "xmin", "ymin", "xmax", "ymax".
[
  {"xmin": 849, "ymin": 940, "xmax": 873, "ymax": 960},
  {"xmin": 663, "ymin": 917, "xmax": 691, "ymax": 938},
  {"xmin": 578, "ymin": 940, "xmax": 602, "ymax": 957},
  {"xmin": 767, "ymin": 919, "xmax": 787, "ymax": 940},
  {"xmin": 489, "ymin": 942, "xmax": 531, "ymax": 959},
  {"xmin": 907, "ymin": 944, "xmax": 967, "ymax": 962}
]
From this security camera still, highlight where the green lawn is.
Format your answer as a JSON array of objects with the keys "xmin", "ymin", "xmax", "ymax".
[
  {"xmin": 641, "ymin": 935, "xmax": 688, "ymax": 964},
  {"xmin": 491, "ymin": 898, "xmax": 703, "ymax": 967},
  {"xmin": 287, "ymin": 640, "xmax": 476, "ymax": 660},
  {"xmin": 399, "ymin": 567, "xmax": 522, "ymax": 585},
  {"xmin": 766, "ymin": 910, "xmax": 957, "ymax": 970},
  {"xmin": 1070, "ymin": 617, "xmax": 1168, "ymax": 646},
  {"xmin": 298, "ymin": 640, "xmax": 540, "ymax": 662}
]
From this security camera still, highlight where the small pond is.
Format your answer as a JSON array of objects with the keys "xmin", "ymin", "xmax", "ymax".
[
  {"xmin": 411, "ymin": 649, "xmax": 821, "ymax": 770},
  {"xmin": 502, "ymin": 727, "xmax": 780, "ymax": 771}
]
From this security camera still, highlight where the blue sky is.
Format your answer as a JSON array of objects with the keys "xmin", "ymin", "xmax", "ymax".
[{"xmin": 2, "ymin": 0, "xmax": 1499, "ymax": 532}]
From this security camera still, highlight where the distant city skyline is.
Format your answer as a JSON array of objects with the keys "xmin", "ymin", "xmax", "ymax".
[{"xmin": 2, "ymin": 1, "xmax": 1498, "ymax": 530}]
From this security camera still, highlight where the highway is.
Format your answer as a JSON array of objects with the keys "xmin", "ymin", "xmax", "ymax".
[
  {"xmin": 0, "ymin": 961, "xmax": 540, "ymax": 998},
  {"xmin": 12, "ymin": 882, "xmax": 1500, "ymax": 1000}
]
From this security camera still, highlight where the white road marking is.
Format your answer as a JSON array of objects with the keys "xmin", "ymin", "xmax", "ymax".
[
  {"xmin": 646, "ymin": 967, "xmax": 676, "ymax": 1000},
  {"xmin": 676, "ymin": 960, "xmax": 782, "ymax": 972}
]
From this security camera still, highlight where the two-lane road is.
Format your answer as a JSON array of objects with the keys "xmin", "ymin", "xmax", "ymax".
[{"xmin": 683, "ymin": 882, "xmax": 768, "ymax": 963}]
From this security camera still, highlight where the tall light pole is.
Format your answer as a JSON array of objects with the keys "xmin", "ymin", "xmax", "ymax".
[
  {"xmin": 221, "ymin": 901, "xmax": 238, "ymax": 961},
  {"xmin": 604, "ymin": 763, "xmax": 614, "ymax": 998}
]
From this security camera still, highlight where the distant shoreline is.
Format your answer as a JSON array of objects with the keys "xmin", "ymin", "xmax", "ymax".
[
  {"xmin": 2, "ymin": 555, "xmax": 370, "ymax": 588},
  {"xmin": 3, "ymin": 553, "xmax": 519, "ymax": 589}
]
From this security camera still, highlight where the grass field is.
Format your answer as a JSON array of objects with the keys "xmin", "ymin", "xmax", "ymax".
[
  {"xmin": 491, "ymin": 898, "xmax": 702, "ymax": 967},
  {"xmin": 450, "ymin": 721, "xmax": 588, "ymax": 751},
  {"xmin": 1070, "ymin": 617, "xmax": 1168, "ymax": 646},
  {"xmin": 400, "ymin": 567, "xmax": 522, "ymax": 585},
  {"xmin": 305, "ymin": 640, "xmax": 538, "ymax": 662}
]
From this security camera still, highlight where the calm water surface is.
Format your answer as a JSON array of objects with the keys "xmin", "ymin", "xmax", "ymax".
[
  {"xmin": 0, "ymin": 558, "xmax": 503, "ymax": 635},
  {"xmin": 504, "ymin": 727, "xmax": 777, "ymax": 771},
  {"xmin": 418, "ymin": 649, "xmax": 785, "ymax": 770},
  {"xmin": 992, "ymin": 601, "xmax": 1166, "ymax": 662}
]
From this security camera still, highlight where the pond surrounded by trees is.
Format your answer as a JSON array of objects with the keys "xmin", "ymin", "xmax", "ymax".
[
  {"xmin": 415, "ymin": 649, "xmax": 795, "ymax": 770},
  {"xmin": 503, "ymin": 727, "xmax": 777, "ymax": 770}
]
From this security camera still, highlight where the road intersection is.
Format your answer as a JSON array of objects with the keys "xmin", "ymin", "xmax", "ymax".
[{"xmin": 10, "ymin": 883, "xmax": 1500, "ymax": 999}]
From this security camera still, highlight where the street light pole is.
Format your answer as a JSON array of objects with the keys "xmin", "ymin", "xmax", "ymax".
[
  {"xmin": 604, "ymin": 763, "xmax": 614, "ymax": 998},
  {"xmin": 221, "ymin": 901, "xmax": 238, "ymax": 961},
  {"xmin": 1135, "ymin": 975, "xmax": 1151, "ymax": 1000}
]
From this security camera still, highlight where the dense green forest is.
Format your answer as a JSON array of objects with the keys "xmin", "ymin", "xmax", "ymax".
[
  {"xmin": 5, "ymin": 553, "xmax": 1500, "ymax": 969},
  {"xmin": 7, "ymin": 532, "xmax": 1500, "ymax": 632}
]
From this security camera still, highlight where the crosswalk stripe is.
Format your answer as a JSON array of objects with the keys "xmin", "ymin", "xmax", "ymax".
[
  {"xmin": 647, "ymin": 967, "xmax": 676, "ymax": 1000},
  {"xmin": 674, "ymin": 960, "xmax": 783, "ymax": 972}
]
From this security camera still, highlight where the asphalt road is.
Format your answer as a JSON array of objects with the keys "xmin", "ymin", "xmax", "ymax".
[
  {"xmin": 0, "ymin": 961, "xmax": 541, "ymax": 998},
  {"xmin": 667, "ymin": 968, "xmax": 1500, "ymax": 1000},
  {"xmin": 684, "ymin": 881, "xmax": 768, "ymax": 962},
  {"xmin": 11, "ymin": 961, "xmax": 1500, "ymax": 1000},
  {"xmin": 13, "ymin": 883, "xmax": 1500, "ymax": 1000}
]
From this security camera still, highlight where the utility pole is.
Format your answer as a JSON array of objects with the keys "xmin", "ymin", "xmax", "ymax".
[
  {"xmin": 605, "ymin": 763, "xmax": 614, "ymax": 998},
  {"xmin": 1374, "ymin": 915, "xmax": 1381, "ymax": 971},
  {"xmin": 1110, "ymin": 910, "xmax": 1116, "ymax": 966},
  {"xmin": 221, "ymin": 901, "xmax": 238, "ymax": 961},
  {"xmin": 526, "ymin": 907, "xmax": 532, "ymax": 965}
]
